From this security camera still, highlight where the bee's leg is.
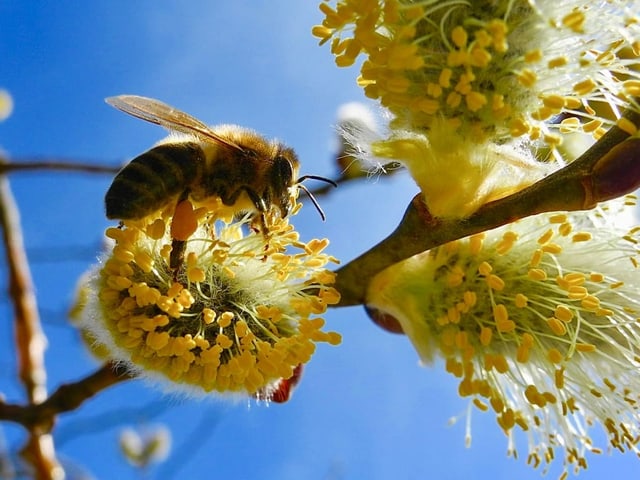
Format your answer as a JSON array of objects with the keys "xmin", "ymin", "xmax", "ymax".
[
  {"xmin": 170, "ymin": 239, "xmax": 187, "ymax": 271},
  {"xmin": 234, "ymin": 187, "xmax": 270, "ymax": 235},
  {"xmin": 169, "ymin": 192, "xmax": 197, "ymax": 271},
  {"xmin": 249, "ymin": 211, "xmax": 268, "ymax": 235}
]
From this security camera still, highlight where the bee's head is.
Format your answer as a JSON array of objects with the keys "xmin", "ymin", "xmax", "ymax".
[{"xmin": 269, "ymin": 146, "xmax": 337, "ymax": 221}]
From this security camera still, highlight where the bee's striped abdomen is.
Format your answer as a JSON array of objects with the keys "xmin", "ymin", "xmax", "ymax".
[{"xmin": 105, "ymin": 142, "xmax": 203, "ymax": 219}]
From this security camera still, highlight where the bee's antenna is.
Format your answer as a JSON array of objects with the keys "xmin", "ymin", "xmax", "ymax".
[
  {"xmin": 297, "ymin": 184, "xmax": 326, "ymax": 221},
  {"xmin": 297, "ymin": 174, "xmax": 338, "ymax": 188},
  {"xmin": 296, "ymin": 175, "xmax": 338, "ymax": 221}
]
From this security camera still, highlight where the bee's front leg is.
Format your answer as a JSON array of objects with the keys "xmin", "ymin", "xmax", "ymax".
[{"xmin": 169, "ymin": 193, "xmax": 197, "ymax": 271}]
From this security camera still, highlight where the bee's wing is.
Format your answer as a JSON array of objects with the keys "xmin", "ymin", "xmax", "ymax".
[{"xmin": 106, "ymin": 95, "xmax": 244, "ymax": 152}]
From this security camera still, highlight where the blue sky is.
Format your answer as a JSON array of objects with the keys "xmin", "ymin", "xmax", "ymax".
[{"xmin": 1, "ymin": 2, "xmax": 638, "ymax": 479}]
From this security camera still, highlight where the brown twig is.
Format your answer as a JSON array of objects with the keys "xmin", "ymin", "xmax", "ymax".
[
  {"xmin": 0, "ymin": 167, "xmax": 60, "ymax": 479},
  {"xmin": 333, "ymin": 109, "xmax": 640, "ymax": 307},
  {"xmin": 0, "ymin": 171, "xmax": 47, "ymax": 403},
  {"xmin": 0, "ymin": 158, "xmax": 120, "ymax": 175},
  {"xmin": 0, "ymin": 362, "xmax": 132, "ymax": 427}
]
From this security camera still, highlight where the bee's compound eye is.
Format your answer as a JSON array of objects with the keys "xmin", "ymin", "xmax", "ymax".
[
  {"xmin": 272, "ymin": 155, "xmax": 294, "ymax": 185},
  {"xmin": 271, "ymin": 155, "xmax": 295, "ymax": 217}
]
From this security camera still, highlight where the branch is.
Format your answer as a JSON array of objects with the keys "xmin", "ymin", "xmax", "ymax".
[
  {"xmin": 333, "ymin": 110, "xmax": 640, "ymax": 307},
  {"xmin": 0, "ymin": 158, "xmax": 120, "ymax": 175},
  {"xmin": 0, "ymin": 170, "xmax": 48, "ymax": 403},
  {"xmin": 0, "ymin": 363, "xmax": 132, "ymax": 427},
  {"xmin": 0, "ymin": 166, "xmax": 58, "ymax": 478}
]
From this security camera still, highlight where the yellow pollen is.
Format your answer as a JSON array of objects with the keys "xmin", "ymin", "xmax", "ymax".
[
  {"xmin": 454, "ymin": 330, "xmax": 468, "ymax": 349},
  {"xmin": 515, "ymin": 293, "xmax": 528, "ymax": 308},
  {"xmin": 490, "ymin": 395, "xmax": 505, "ymax": 413},
  {"xmin": 528, "ymin": 268, "xmax": 547, "ymax": 281},
  {"xmin": 517, "ymin": 343, "xmax": 530, "ymax": 363},
  {"xmin": 311, "ymin": 24, "xmax": 333, "ymax": 41},
  {"xmin": 583, "ymin": 118, "xmax": 603, "ymax": 133},
  {"xmin": 222, "ymin": 266, "xmax": 236, "ymax": 279},
  {"xmin": 439, "ymin": 68, "xmax": 452, "ymax": 88},
  {"xmin": 134, "ymin": 251, "xmax": 154, "ymax": 273},
  {"xmin": 216, "ymin": 333, "xmax": 233, "ymax": 349},
  {"xmin": 451, "ymin": 26, "xmax": 468, "ymax": 48},
  {"xmin": 146, "ymin": 331, "xmax": 170, "ymax": 351},
  {"xmin": 547, "ymin": 317, "xmax": 567, "ymax": 336},
  {"xmin": 166, "ymin": 282, "xmax": 182, "ymax": 298},
  {"xmin": 541, "ymin": 243, "xmax": 562, "ymax": 254},
  {"xmin": 446, "ymin": 266, "xmax": 465, "ymax": 287},
  {"xmin": 603, "ymin": 377, "xmax": 616, "ymax": 392},
  {"xmin": 480, "ymin": 326, "xmax": 493, "ymax": 346},
  {"xmin": 427, "ymin": 82, "xmax": 442, "ymax": 97},
  {"xmin": 524, "ymin": 49, "xmax": 542, "ymax": 63},
  {"xmin": 567, "ymin": 286, "xmax": 588, "ymax": 299},
  {"xmin": 478, "ymin": 261, "xmax": 493, "ymax": 276},
  {"xmin": 623, "ymin": 79, "xmax": 640, "ymax": 96},
  {"xmin": 558, "ymin": 222, "xmax": 573, "ymax": 236},
  {"xmin": 417, "ymin": 98, "xmax": 439, "ymax": 113},
  {"xmin": 218, "ymin": 311, "xmax": 234, "ymax": 328},
  {"xmin": 446, "ymin": 91, "xmax": 462, "ymax": 108},
  {"xmin": 496, "ymin": 238, "xmax": 515, "ymax": 255},
  {"xmin": 576, "ymin": 343, "xmax": 597, "ymax": 353},
  {"xmin": 529, "ymin": 126, "xmax": 541, "ymax": 140},
  {"xmin": 616, "ymin": 117, "xmax": 638, "ymax": 135},
  {"xmin": 563, "ymin": 272, "xmax": 586, "ymax": 286},
  {"xmin": 573, "ymin": 78, "xmax": 597, "ymax": 95},
  {"xmin": 549, "ymin": 349, "xmax": 564, "ymax": 365},
  {"xmin": 560, "ymin": 117, "xmax": 581, "ymax": 133},
  {"xmin": 466, "ymin": 91, "xmax": 488, "ymax": 112},
  {"xmin": 544, "ymin": 133, "xmax": 562, "ymax": 147},
  {"xmin": 509, "ymin": 117, "xmax": 530, "ymax": 137},
  {"xmin": 552, "ymin": 369, "xmax": 565, "ymax": 392},
  {"xmin": 562, "ymin": 10, "xmax": 586, "ymax": 33},
  {"xmin": 581, "ymin": 295, "xmax": 600, "ymax": 310},
  {"xmin": 541, "ymin": 94, "xmax": 566, "ymax": 111},
  {"xmin": 470, "ymin": 47, "xmax": 491, "ymax": 67},
  {"xmin": 537, "ymin": 228, "xmax": 554, "ymax": 244},
  {"xmin": 202, "ymin": 308, "xmax": 216, "ymax": 324},
  {"xmin": 473, "ymin": 398, "xmax": 489, "ymax": 411},
  {"xmin": 146, "ymin": 219, "xmax": 166, "ymax": 239},
  {"xmin": 554, "ymin": 305, "xmax": 574, "ymax": 322},
  {"xmin": 589, "ymin": 272, "xmax": 604, "ymax": 282},
  {"xmin": 569, "ymin": 231, "xmax": 592, "ymax": 244},
  {"xmin": 448, "ymin": 306, "xmax": 461, "ymax": 324},
  {"xmin": 517, "ymin": 69, "xmax": 537, "ymax": 88},
  {"xmin": 548, "ymin": 56, "xmax": 568, "ymax": 68},
  {"xmin": 113, "ymin": 246, "xmax": 135, "ymax": 264},
  {"xmin": 529, "ymin": 249, "xmax": 543, "ymax": 267},
  {"xmin": 531, "ymin": 107, "xmax": 553, "ymax": 121},
  {"xmin": 463, "ymin": 291, "xmax": 477, "ymax": 308},
  {"xmin": 469, "ymin": 233, "xmax": 484, "ymax": 255},
  {"xmin": 187, "ymin": 267, "xmax": 206, "ymax": 283},
  {"xmin": 564, "ymin": 97, "xmax": 583, "ymax": 110},
  {"xmin": 596, "ymin": 307, "xmax": 614, "ymax": 316},
  {"xmin": 493, "ymin": 354, "xmax": 509, "ymax": 373},
  {"xmin": 493, "ymin": 304, "xmax": 509, "ymax": 323},
  {"xmin": 498, "ymin": 409, "xmax": 516, "ymax": 431},
  {"xmin": 109, "ymin": 275, "xmax": 132, "ymax": 290},
  {"xmin": 487, "ymin": 274, "xmax": 505, "ymax": 290}
]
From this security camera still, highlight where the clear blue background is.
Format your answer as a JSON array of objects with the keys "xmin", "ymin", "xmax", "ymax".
[{"xmin": 1, "ymin": 2, "xmax": 638, "ymax": 479}]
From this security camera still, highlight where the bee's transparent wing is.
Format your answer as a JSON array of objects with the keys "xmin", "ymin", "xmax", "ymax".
[{"xmin": 106, "ymin": 95, "xmax": 243, "ymax": 152}]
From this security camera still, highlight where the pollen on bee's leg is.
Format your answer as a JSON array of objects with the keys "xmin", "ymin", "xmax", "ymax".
[{"xmin": 171, "ymin": 199, "xmax": 198, "ymax": 241}]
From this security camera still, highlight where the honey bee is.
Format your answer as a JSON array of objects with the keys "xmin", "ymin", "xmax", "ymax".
[{"xmin": 105, "ymin": 95, "xmax": 335, "ymax": 267}]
